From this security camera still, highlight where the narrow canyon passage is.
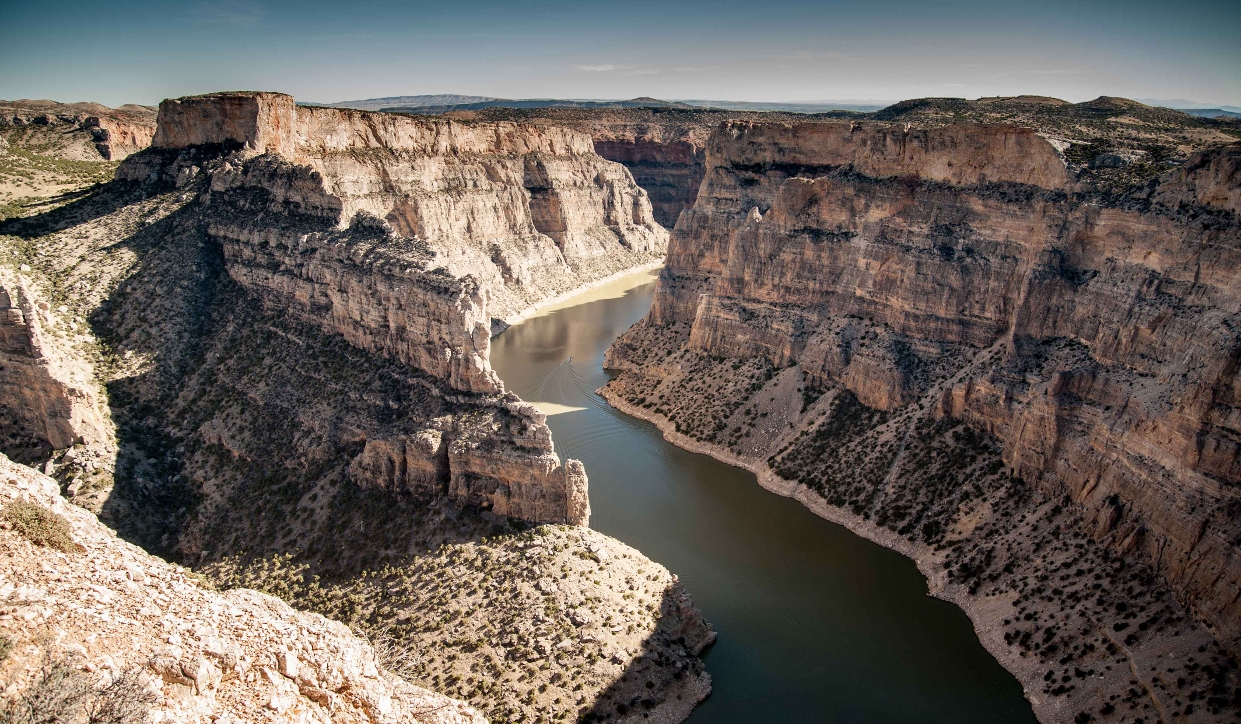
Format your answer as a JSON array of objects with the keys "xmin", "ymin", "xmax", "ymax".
[{"xmin": 490, "ymin": 271, "xmax": 1038, "ymax": 723}]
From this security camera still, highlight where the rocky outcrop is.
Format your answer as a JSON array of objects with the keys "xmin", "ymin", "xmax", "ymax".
[
  {"xmin": 0, "ymin": 452, "xmax": 485, "ymax": 724},
  {"xmin": 606, "ymin": 119, "xmax": 1241, "ymax": 707},
  {"xmin": 139, "ymin": 92, "xmax": 668, "ymax": 323},
  {"xmin": 1154, "ymin": 143, "xmax": 1241, "ymax": 213},
  {"xmin": 1, "ymin": 99, "xmax": 155, "ymax": 160},
  {"xmin": 646, "ymin": 122, "xmax": 1241, "ymax": 649},
  {"xmin": 0, "ymin": 271, "xmax": 112, "ymax": 468},
  {"xmin": 98, "ymin": 90, "xmax": 670, "ymax": 528},
  {"xmin": 86, "ymin": 116, "xmax": 156, "ymax": 160}
]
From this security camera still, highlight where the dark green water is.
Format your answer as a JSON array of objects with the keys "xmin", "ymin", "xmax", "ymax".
[{"xmin": 490, "ymin": 275, "xmax": 1037, "ymax": 724}]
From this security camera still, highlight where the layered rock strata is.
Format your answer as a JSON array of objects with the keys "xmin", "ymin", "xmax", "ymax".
[
  {"xmin": 461, "ymin": 106, "xmax": 732, "ymax": 229},
  {"xmin": 0, "ymin": 99, "xmax": 156, "ymax": 160},
  {"xmin": 133, "ymin": 92, "xmax": 668, "ymax": 324},
  {"xmin": 605, "ymin": 119, "xmax": 1241, "ymax": 721},
  {"xmin": 0, "ymin": 271, "xmax": 112, "ymax": 469},
  {"xmin": 0, "ymin": 90, "xmax": 713, "ymax": 723},
  {"xmin": 104, "ymin": 90, "xmax": 669, "ymax": 528},
  {"xmin": 0, "ymin": 452, "xmax": 486, "ymax": 724}
]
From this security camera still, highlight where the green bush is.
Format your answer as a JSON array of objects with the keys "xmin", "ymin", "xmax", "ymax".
[{"xmin": 3, "ymin": 500, "xmax": 79, "ymax": 553}]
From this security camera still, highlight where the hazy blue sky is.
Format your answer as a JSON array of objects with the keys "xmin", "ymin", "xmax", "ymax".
[{"xmin": 2, "ymin": 0, "xmax": 1238, "ymax": 108}]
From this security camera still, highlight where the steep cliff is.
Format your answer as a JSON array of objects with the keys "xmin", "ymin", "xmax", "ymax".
[
  {"xmin": 462, "ymin": 96, "xmax": 1238, "ymax": 233},
  {"xmin": 461, "ymin": 106, "xmax": 753, "ymax": 229},
  {"xmin": 0, "ymin": 91, "xmax": 712, "ymax": 723},
  {"xmin": 605, "ymin": 119, "xmax": 1241, "ymax": 722},
  {"xmin": 133, "ymin": 92, "xmax": 667, "ymax": 325}
]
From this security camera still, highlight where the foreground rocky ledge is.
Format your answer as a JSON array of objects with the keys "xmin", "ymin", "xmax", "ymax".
[{"xmin": 0, "ymin": 452, "xmax": 485, "ymax": 723}]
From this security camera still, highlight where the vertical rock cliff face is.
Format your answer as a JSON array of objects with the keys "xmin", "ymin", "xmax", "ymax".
[
  {"xmin": 608, "ymin": 120, "xmax": 1241, "ymax": 678},
  {"xmin": 104, "ymin": 91, "xmax": 645, "ymax": 533},
  {"xmin": 462, "ymin": 107, "xmax": 740, "ymax": 230},
  {"xmin": 591, "ymin": 135, "xmax": 705, "ymax": 229},
  {"xmin": 145, "ymin": 93, "xmax": 667, "ymax": 324},
  {"xmin": 1, "ymin": 92, "xmax": 714, "ymax": 723},
  {"xmin": 0, "ymin": 272, "xmax": 112, "ymax": 468}
]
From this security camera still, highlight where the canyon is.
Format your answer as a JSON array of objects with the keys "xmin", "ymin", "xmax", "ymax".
[
  {"xmin": 0, "ymin": 91, "xmax": 708, "ymax": 724},
  {"xmin": 602, "ymin": 114, "xmax": 1241, "ymax": 722},
  {"xmin": 3, "ymin": 87, "xmax": 1241, "ymax": 723}
]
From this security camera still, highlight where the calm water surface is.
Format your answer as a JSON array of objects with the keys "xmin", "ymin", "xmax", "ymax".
[{"xmin": 490, "ymin": 273, "xmax": 1037, "ymax": 724}]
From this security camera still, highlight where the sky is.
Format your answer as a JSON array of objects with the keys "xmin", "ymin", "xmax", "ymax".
[{"xmin": 2, "ymin": 0, "xmax": 1239, "ymax": 108}]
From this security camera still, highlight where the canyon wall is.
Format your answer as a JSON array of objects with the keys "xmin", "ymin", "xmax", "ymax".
[
  {"xmin": 591, "ymin": 134, "xmax": 704, "ymax": 229},
  {"xmin": 462, "ymin": 106, "xmax": 735, "ymax": 230},
  {"xmin": 1, "ymin": 99, "xmax": 155, "ymax": 160},
  {"xmin": 608, "ymin": 120, "xmax": 1241, "ymax": 679},
  {"xmin": 108, "ymin": 90, "xmax": 654, "ymax": 530},
  {"xmin": 143, "ymin": 92, "xmax": 668, "ymax": 324},
  {"xmin": 0, "ymin": 271, "xmax": 112, "ymax": 467},
  {"xmin": 0, "ymin": 90, "xmax": 715, "ymax": 721}
]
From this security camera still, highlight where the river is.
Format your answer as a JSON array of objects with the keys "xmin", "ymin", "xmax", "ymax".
[{"xmin": 490, "ymin": 270, "xmax": 1037, "ymax": 723}]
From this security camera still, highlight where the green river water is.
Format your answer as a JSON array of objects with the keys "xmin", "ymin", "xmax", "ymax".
[{"xmin": 490, "ymin": 272, "xmax": 1037, "ymax": 724}]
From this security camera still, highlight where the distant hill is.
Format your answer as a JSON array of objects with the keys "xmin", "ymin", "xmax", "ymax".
[
  {"xmin": 310, "ymin": 94, "xmax": 498, "ymax": 111},
  {"xmin": 1176, "ymin": 108, "xmax": 1241, "ymax": 119},
  {"xmin": 309, "ymin": 95, "xmax": 887, "ymax": 116},
  {"xmin": 1139, "ymin": 98, "xmax": 1241, "ymax": 114},
  {"xmin": 674, "ymin": 99, "xmax": 890, "ymax": 113},
  {"xmin": 377, "ymin": 97, "xmax": 694, "ymax": 115}
]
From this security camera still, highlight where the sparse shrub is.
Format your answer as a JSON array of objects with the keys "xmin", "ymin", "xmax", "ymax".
[
  {"xmin": 3, "ymin": 500, "xmax": 78, "ymax": 553},
  {"xmin": 0, "ymin": 653, "xmax": 153, "ymax": 724}
]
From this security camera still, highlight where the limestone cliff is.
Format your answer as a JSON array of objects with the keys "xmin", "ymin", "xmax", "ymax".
[
  {"xmin": 605, "ymin": 119, "xmax": 1241, "ymax": 721},
  {"xmin": 98, "ymin": 89, "xmax": 664, "ymax": 530},
  {"xmin": 0, "ymin": 99, "xmax": 156, "ymax": 161},
  {"xmin": 134, "ymin": 92, "xmax": 667, "ymax": 324},
  {"xmin": 0, "ymin": 90, "xmax": 713, "ymax": 723}
]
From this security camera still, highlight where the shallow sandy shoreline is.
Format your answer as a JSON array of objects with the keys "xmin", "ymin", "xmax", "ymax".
[
  {"xmin": 596, "ymin": 386, "xmax": 1068, "ymax": 723},
  {"xmin": 499, "ymin": 260, "xmax": 664, "ymax": 332}
]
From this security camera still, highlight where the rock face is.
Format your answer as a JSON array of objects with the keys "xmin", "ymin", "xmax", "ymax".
[
  {"xmin": 591, "ymin": 134, "xmax": 705, "ymax": 229},
  {"xmin": 0, "ymin": 271, "xmax": 112, "ymax": 466},
  {"xmin": 100, "ymin": 90, "xmax": 625, "ymax": 532},
  {"xmin": 139, "ymin": 92, "xmax": 667, "ymax": 323},
  {"xmin": 608, "ymin": 121, "xmax": 1241, "ymax": 669},
  {"xmin": 0, "ymin": 452, "xmax": 486, "ymax": 724},
  {"xmin": 0, "ymin": 91, "xmax": 713, "ymax": 723},
  {"xmin": 1, "ymin": 99, "xmax": 155, "ymax": 160},
  {"xmin": 462, "ymin": 106, "xmax": 730, "ymax": 230}
]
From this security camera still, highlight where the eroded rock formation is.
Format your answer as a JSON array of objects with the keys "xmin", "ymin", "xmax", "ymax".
[
  {"xmin": 0, "ymin": 271, "xmax": 112, "ymax": 468},
  {"xmin": 605, "ymin": 119, "xmax": 1241, "ymax": 721},
  {"xmin": 0, "ymin": 90, "xmax": 714, "ymax": 722},
  {"xmin": 132, "ymin": 92, "xmax": 667, "ymax": 324}
]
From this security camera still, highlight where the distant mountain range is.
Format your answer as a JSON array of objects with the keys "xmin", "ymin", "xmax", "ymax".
[
  {"xmin": 309, "ymin": 94, "xmax": 1240, "ymax": 119},
  {"xmin": 676, "ymin": 99, "xmax": 890, "ymax": 113},
  {"xmin": 1174, "ymin": 108, "xmax": 1241, "ymax": 119},
  {"xmin": 1138, "ymin": 98, "xmax": 1241, "ymax": 116},
  {"xmin": 311, "ymin": 95, "xmax": 893, "ymax": 115}
]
